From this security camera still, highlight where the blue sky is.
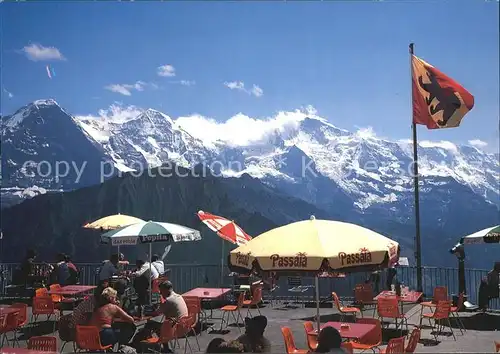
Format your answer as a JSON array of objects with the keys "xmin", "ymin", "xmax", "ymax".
[{"xmin": 2, "ymin": 1, "xmax": 499, "ymax": 151}]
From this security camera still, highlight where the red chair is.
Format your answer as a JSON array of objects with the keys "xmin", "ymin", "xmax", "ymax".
[
  {"xmin": 10, "ymin": 303, "xmax": 29, "ymax": 337},
  {"xmin": 219, "ymin": 292, "xmax": 245, "ymax": 331},
  {"xmin": 495, "ymin": 341, "xmax": 500, "ymax": 352},
  {"xmin": 422, "ymin": 300, "xmax": 456, "ymax": 341},
  {"xmin": 243, "ymin": 286, "xmax": 263, "ymax": 317},
  {"xmin": 0, "ymin": 312, "xmax": 20, "ymax": 347},
  {"xmin": 419, "ymin": 286, "xmax": 447, "ymax": 326},
  {"xmin": 405, "ymin": 327, "xmax": 421, "ymax": 353},
  {"xmin": 332, "ymin": 291, "xmax": 361, "ymax": 321},
  {"xmin": 377, "ymin": 296, "xmax": 408, "ymax": 334},
  {"xmin": 36, "ymin": 288, "xmax": 49, "ymax": 297},
  {"xmin": 302, "ymin": 321, "xmax": 318, "ymax": 351},
  {"xmin": 32, "ymin": 296, "xmax": 60, "ymax": 332},
  {"xmin": 381, "ymin": 336, "xmax": 405, "ymax": 354},
  {"xmin": 450, "ymin": 292, "xmax": 466, "ymax": 333},
  {"xmin": 183, "ymin": 296, "xmax": 204, "ymax": 324},
  {"xmin": 75, "ymin": 325, "xmax": 113, "ymax": 352},
  {"xmin": 49, "ymin": 284, "xmax": 76, "ymax": 305},
  {"xmin": 173, "ymin": 314, "xmax": 198, "ymax": 353},
  {"xmin": 281, "ymin": 326, "xmax": 308, "ymax": 354},
  {"xmin": 28, "ymin": 336, "xmax": 57, "ymax": 351},
  {"xmin": 351, "ymin": 317, "xmax": 382, "ymax": 352},
  {"xmin": 141, "ymin": 320, "xmax": 176, "ymax": 351},
  {"xmin": 354, "ymin": 283, "xmax": 377, "ymax": 316}
]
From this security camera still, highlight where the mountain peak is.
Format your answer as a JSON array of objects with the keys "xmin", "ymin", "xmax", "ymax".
[
  {"xmin": 3, "ymin": 99, "xmax": 64, "ymax": 130},
  {"xmin": 32, "ymin": 99, "xmax": 59, "ymax": 107}
]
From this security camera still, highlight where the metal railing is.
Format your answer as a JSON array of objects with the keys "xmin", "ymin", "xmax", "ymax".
[{"xmin": 0, "ymin": 262, "xmax": 498, "ymax": 309}]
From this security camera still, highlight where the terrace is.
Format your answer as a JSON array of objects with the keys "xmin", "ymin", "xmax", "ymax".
[{"xmin": 1, "ymin": 263, "xmax": 499, "ymax": 353}]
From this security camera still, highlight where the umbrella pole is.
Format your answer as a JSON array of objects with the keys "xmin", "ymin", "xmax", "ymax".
[
  {"xmin": 220, "ymin": 239, "xmax": 224, "ymax": 287},
  {"xmin": 149, "ymin": 243, "xmax": 152, "ymax": 306},
  {"xmin": 315, "ymin": 276, "xmax": 320, "ymax": 331}
]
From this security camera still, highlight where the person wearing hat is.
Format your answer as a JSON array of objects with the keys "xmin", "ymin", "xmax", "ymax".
[{"xmin": 236, "ymin": 316, "xmax": 271, "ymax": 352}]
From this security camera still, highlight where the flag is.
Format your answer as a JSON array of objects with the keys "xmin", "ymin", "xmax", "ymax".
[{"xmin": 411, "ymin": 55, "xmax": 474, "ymax": 129}]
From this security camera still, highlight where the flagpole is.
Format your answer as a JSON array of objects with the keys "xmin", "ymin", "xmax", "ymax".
[{"xmin": 409, "ymin": 43, "xmax": 423, "ymax": 292}]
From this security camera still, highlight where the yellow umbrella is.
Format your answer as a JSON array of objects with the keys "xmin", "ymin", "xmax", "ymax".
[
  {"xmin": 83, "ymin": 214, "xmax": 145, "ymax": 230},
  {"xmin": 229, "ymin": 216, "xmax": 399, "ymax": 273}
]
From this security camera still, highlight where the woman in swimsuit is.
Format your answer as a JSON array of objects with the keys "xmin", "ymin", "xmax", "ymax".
[{"xmin": 90, "ymin": 287, "xmax": 134, "ymax": 347}]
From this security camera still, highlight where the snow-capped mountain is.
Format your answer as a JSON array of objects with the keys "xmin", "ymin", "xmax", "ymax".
[
  {"xmin": 2, "ymin": 99, "xmax": 499, "ymax": 214},
  {"xmin": 76, "ymin": 107, "xmax": 500, "ymax": 210},
  {"xmin": 1, "ymin": 99, "xmax": 112, "ymax": 206}
]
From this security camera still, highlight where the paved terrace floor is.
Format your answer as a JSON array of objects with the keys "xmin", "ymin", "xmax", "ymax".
[{"xmin": 1, "ymin": 301, "xmax": 499, "ymax": 353}]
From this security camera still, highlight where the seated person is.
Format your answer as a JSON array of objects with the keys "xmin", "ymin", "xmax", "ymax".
[
  {"xmin": 65, "ymin": 255, "xmax": 79, "ymax": 285},
  {"xmin": 54, "ymin": 253, "xmax": 70, "ymax": 286},
  {"xmin": 236, "ymin": 316, "xmax": 271, "ymax": 352},
  {"xmin": 89, "ymin": 287, "xmax": 135, "ymax": 347},
  {"xmin": 100, "ymin": 254, "xmax": 120, "ymax": 284},
  {"xmin": 142, "ymin": 280, "xmax": 188, "ymax": 353},
  {"xmin": 151, "ymin": 254, "xmax": 165, "ymax": 276},
  {"xmin": 316, "ymin": 326, "xmax": 346, "ymax": 353}
]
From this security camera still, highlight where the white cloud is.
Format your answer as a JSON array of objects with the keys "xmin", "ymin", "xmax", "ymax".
[
  {"xmin": 3, "ymin": 88, "xmax": 13, "ymax": 98},
  {"xmin": 22, "ymin": 43, "xmax": 66, "ymax": 61},
  {"xmin": 224, "ymin": 81, "xmax": 263, "ymax": 97},
  {"xmin": 104, "ymin": 81, "xmax": 152, "ymax": 96},
  {"xmin": 77, "ymin": 103, "xmax": 143, "ymax": 123},
  {"xmin": 157, "ymin": 64, "xmax": 176, "ymax": 77},
  {"xmin": 468, "ymin": 139, "xmax": 488, "ymax": 148},
  {"xmin": 176, "ymin": 107, "xmax": 316, "ymax": 147},
  {"xmin": 251, "ymin": 84, "xmax": 263, "ymax": 97},
  {"xmin": 179, "ymin": 80, "xmax": 195, "ymax": 86}
]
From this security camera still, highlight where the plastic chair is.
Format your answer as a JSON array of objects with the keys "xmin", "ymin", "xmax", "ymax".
[
  {"xmin": 302, "ymin": 321, "xmax": 318, "ymax": 351},
  {"xmin": 219, "ymin": 292, "xmax": 245, "ymax": 331},
  {"xmin": 75, "ymin": 325, "xmax": 113, "ymax": 351},
  {"xmin": 341, "ymin": 341, "xmax": 354, "ymax": 354},
  {"xmin": 495, "ymin": 341, "xmax": 500, "ymax": 352},
  {"xmin": 32, "ymin": 296, "xmax": 60, "ymax": 333},
  {"xmin": 419, "ymin": 286, "xmax": 447, "ymax": 326},
  {"xmin": 354, "ymin": 283, "xmax": 377, "ymax": 316},
  {"xmin": 281, "ymin": 326, "xmax": 308, "ymax": 354},
  {"xmin": 422, "ymin": 300, "xmax": 456, "ymax": 341},
  {"xmin": 0, "ymin": 312, "xmax": 20, "ymax": 347},
  {"xmin": 243, "ymin": 286, "xmax": 263, "ymax": 317},
  {"xmin": 405, "ymin": 327, "xmax": 421, "ymax": 353},
  {"xmin": 141, "ymin": 320, "xmax": 176, "ymax": 352},
  {"xmin": 381, "ymin": 336, "xmax": 405, "ymax": 354},
  {"xmin": 183, "ymin": 296, "xmax": 206, "ymax": 326},
  {"xmin": 332, "ymin": 292, "xmax": 361, "ymax": 321},
  {"xmin": 377, "ymin": 296, "xmax": 408, "ymax": 334},
  {"xmin": 36, "ymin": 288, "xmax": 49, "ymax": 297},
  {"xmin": 173, "ymin": 314, "xmax": 199, "ymax": 353},
  {"xmin": 351, "ymin": 317, "xmax": 382, "ymax": 352},
  {"xmin": 28, "ymin": 336, "xmax": 57, "ymax": 351},
  {"xmin": 11, "ymin": 303, "xmax": 29, "ymax": 337},
  {"xmin": 58, "ymin": 314, "xmax": 77, "ymax": 352},
  {"xmin": 49, "ymin": 284, "xmax": 76, "ymax": 304},
  {"xmin": 450, "ymin": 292, "xmax": 466, "ymax": 333}
]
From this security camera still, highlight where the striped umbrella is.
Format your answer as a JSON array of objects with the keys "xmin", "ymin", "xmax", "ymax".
[
  {"xmin": 198, "ymin": 210, "xmax": 251, "ymax": 285},
  {"xmin": 462, "ymin": 225, "xmax": 500, "ymax": 245},
  {"xmin": 197, "ymin": 210, "xmax": 252, "ymax": 246},
  {"xmin": 101, "ymin": 221, "xmax": 201, "ymax": 246}
]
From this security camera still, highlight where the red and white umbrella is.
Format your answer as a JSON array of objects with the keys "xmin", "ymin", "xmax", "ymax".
[{"xmin": 197, "ymin": 210, "xmax": 252, "ymax": 246}]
